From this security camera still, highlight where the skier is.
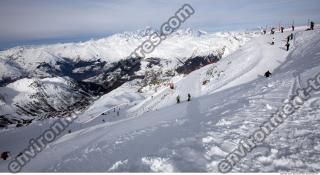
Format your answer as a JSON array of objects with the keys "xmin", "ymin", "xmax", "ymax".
[
  {"xmin": 270, "ymin": 28, "xmax": 275, "ymax": 34},
  {"xmin": 263, "ymin": 29, "xmax": 266, "ymax": 35},
  {"xmin": 187, "ymin": 93, "xmax": 191, "ymax": 102},
  {"xmin": 169, "ymin": 83, "xmax": 174, "ymax": 89},
  {"xmin": 264, "ymin": 70, "xmax": 272, "ymax": 78},
  {"xmin": 285, "ymin": 42, "xmax": 290, "ymax": 51},
  {"xmin": 1, "ymin": 151, "xmax": 9, "ymax": 160},
  {"xmin": 176, "ymin": 95, "xmax": 180, "ymax": 104},
  {"xmin": 286, "ymin": 35, "xmax": 290, "ymax": 43},
  {"xmin": 292, "ymin": 25, "xmax": 295, "ymax": 31},
  {"xmin": 310, "ymin": 21, "xmax": 314, "ymax": 30},
  {"xmin": 280, "ymin": 27, "xmax": 284, "ymax": 33},
  {"xmin": 271, "ymin": 37, "xmax": 275, "ymax": 45},
  {"xmin": 290, "ymin": 33, "xmax": 294, "ymax": 40}
]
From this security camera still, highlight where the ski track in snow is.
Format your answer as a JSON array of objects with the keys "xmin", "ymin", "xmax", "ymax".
[{"xmin": 1, "ymin": 27, "xmax": 320, "ymax": 172}]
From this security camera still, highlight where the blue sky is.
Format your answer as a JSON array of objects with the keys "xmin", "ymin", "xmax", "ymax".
[{"xmin": 0, "ymin": 0, "xmax": 319, "ymax": 49}]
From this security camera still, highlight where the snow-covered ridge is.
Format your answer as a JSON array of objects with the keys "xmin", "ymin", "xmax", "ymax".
[
  {"xmin": 0, "ymin": 77, "xmax": 91, "ymax": 122},
  {"xmin": 0, "ymin": 28, "xmax": 259, "ymax": 86},
  {"xmin": 0, "ymin": 27, "xmax": 259, "ymax": 67}
]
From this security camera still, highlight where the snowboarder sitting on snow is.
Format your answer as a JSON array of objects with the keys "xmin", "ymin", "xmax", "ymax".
[
  {"xmin": 271, "ymin": 37, "xmax": 275, "ymax": 45},
  {"xmin": 264, "ymin": 70, "xmax": 272, "ymax": 78},
  {"xmin": 1, "ymin": 151, "xmax": 9, "ymax": 160},
  {"xmin": 176, "ymin": 95, "xmax": 180, "ymax": 104},
  {"xmin": 285, "ymin": 42, "xmax": 290, "ymax": 51},
  {"xmin": 187, "ymin": 93, "xmax": 191, "ymax": 102}
]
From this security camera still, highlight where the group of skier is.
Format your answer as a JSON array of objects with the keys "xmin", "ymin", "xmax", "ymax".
[
  {"xmin": 269, "ymin": 26, "xmax": 294, "ymax": 51},
  {"xmin": 267, "ymin": 21, "xmax": 316, "ymax": 50},
  {"xmin": 175, "ymin": 21, "xmax": 317, "ymax": 99},
  {"xmin": 176, "ymin": 93, "xmax": 191, "ymax": 104},
  {"xmin": 264, "ymin": 20, "xmax": 316, "ymax": 78}
]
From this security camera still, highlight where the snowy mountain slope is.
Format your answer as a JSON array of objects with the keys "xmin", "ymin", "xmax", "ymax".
[
  {"xmin": 0, "ymin": 27, "xmax": 319, "ymax": 172},
  {"xmin": 0, "ymin": 77, "xmax": 92, "ymax": 126},
  {"xmin": 123, "ymin": 29, "xmax": 291, "ymax": 116},
  {"xmin": 76, "ymin": 80, "xmax": 145, "ymax": 124}
]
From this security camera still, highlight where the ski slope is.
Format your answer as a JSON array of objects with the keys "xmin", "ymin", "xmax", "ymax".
[
  {"xmin": 125, "ymin": 28, "xmax": 297, "ymax": 114},
  {"xmin": 1, "ymin": 27, "xmax": 320, "ymax": 172}
]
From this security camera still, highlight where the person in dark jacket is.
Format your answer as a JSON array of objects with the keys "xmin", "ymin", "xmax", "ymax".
[
  {"xmin": 176, "ymin": 95, "xmax": 180, "ymax": 104},
  {"xmin": 169, "ymin": 83, "xmax": 174, "ymax": 89},
  {"xmin": 292, "ymin": 25, "xmax": 295, "ymax": 31},
  {"xmin": 310, "ymin": 21, "xmax": 314, "ymax": 30},
  {"xmin": 287, "ymin": 35, "xmax": 290, "ymax": 43},
  {"xmin": 290, "ymin": 33, "xmax": 294, "ymax": 40},
  {"xmin": 187, "ymin": 93, "xmax": 191, "ymax": 102},
  {"xmin": 264, "ymin": 70, "xmax": 272, "ymax": 78},
  {"xmin": 1, "ymin": 152, "xmax": 9, "ymax": 160},
  {"xmin": 270, "ymin": 28, "xmax": 275, "ymax": 34},
  {"xmin": 280, "ymin": 27, "xmax": 284, "ymax": 33},
  {"xmin": 285, "ymin": 42, "xmax": 290, "ymax": 51}
]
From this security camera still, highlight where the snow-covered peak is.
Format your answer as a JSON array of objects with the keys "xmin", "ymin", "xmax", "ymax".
[
  {"xmin": 111, "ymin": 26, "xmax": 157, "ymax": 39},
  {"xmin": 0, "ymin": 28, "xmax": 259, "ymax": 62},
  {"xmin": 172, "ymin": 28, "xmax": 208, "ymax": 37},
  {"xmin": 112, "ymin": 27, "xmax": 207, "ymax": 39},
  {"xmin": 0, "ymin": 28, "xmax": 260, "ymax": 87}
]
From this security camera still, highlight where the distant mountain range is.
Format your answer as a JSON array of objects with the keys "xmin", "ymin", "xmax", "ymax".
[{"xmin": 0, "ymin": 27, "xmax": 259, "ymax": 127}]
